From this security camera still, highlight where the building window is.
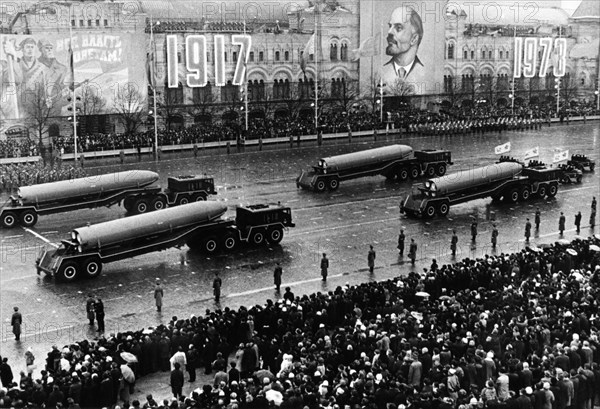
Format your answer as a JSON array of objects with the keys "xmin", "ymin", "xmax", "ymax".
[
  {"xmin": 447, "ymin": 43, "xmax": 454, "ymax": 59},
  {"xmin": 233, "ymin": 51, "xmax": 237, "ymax": 62},
  {"xmin": 249, "ymin": 51, "xmax": 254, "ymax": 62},
  {"xmin": 444, "ymin": 75, "xmax": 454, "ymax": 93},
  {"xmin": 96, "ymin": 19, "xmax": 100, "ymax": 26},
  {"xmin": 284, "ymin": 51, "xmax": 289, "ymax": 61},
  {"xmin": 481, "ymin": 50, "xmax": 485, "ymax": 59},
  {"xmin": 488, "ymin": 50, "xmax": 492, "ymax": 59},
  {"xmin": 471, "ymin": 50, "xmax": 474, "ymax": 60},
  {"xmin": 275, "ymin": 51, "xmax": 280, "ymax": 61},
  {"xmin": 79, "ymin": 19, "xmax": 84, "ymax": 26},
  {"xmin": 166, "ymin": 82, "xmax": 184, "ymax": 104},
  {"xmin": 88, "ymin": 20, "xmax": 92, "ymax": 26},
  {"xmin": 340, "ymin": 44, "xmax": 348, "ymax": 61},
  {"xmin": 104, "ymin": 19, "xmax": 108, "ymax": 26},
  {"xmin": 193, "ymin": 82, "xmax": 212, "ymax": 104},
  {"xmin": 464, "ymin": 50, "xmax": 468, "ymax": 60},
  {"xmin": 499, "ymin": 50, "xmax": 504, "ymax": 59},
  {"xmin": 71, "ymin": 20, "xmax": 75, "ymax": 27},
  {"xmin": 177, "ymin": 52, "xmax": 182, "ymax": 64},
  {"xmin": 224, "ymin": 52, "xmax": 228, "ymax": 62},
  {"xmin": 259, "ymin": 51, "xmax": 264, "ymax": 62},
  {"xmin": 330, "ymin": 44, "xmax": 338, "ymax": 61}
]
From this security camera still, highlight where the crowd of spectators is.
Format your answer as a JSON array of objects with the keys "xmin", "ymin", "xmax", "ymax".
[
  {"xmin": 1, "ymin": 234, "xmax": 600, "ymax": 409},
  {"xmin": 1, "ymin": 102, "xmax": 598, "ymax": 159},
  {"xmin": 0, "ymin": 162, "xmax": 86, "ymax": 194}
]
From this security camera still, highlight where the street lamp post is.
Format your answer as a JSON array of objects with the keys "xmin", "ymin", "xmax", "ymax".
[
  {"xmin": 595, "ymin": 90, "xmax": 599, "ymax": 112},
  {"xmin": 508, "ymin": 93, "xmax": 514, "ymax": 116},
  {"xmin": 555, "ymin": 78, "xmax": 561, "ymax": 116},
  {"xmin": 150, "ymin": 17, "xmax": 160, "ymax": 161}
]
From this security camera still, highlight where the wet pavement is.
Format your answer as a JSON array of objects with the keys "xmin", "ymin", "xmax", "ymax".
[{"xmin": 1, "ymin": 121, "xmax": 599, "ymax": 391}]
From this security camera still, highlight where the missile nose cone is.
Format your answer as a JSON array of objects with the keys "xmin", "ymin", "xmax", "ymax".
[
  {"xmin": 120, "ymin": 170, "xmax": 159, "ymax": 185},
  {"xmin": 185, "ymin": 201, "xmax": 228, "ymax": 219}
]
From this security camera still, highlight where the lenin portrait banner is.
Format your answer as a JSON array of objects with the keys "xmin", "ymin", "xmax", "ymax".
[
  {"xmin": 358, "ymin": 0, "xmax": 446, "ymax": 97},
  {"xmin": 0, "ymin": 33, "xmax": 147, "ymax": 123}
]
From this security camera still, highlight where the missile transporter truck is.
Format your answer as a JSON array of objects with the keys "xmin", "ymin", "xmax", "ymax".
[
  {"xmin": 567, "ymin": 154, "xmax": 595, "ymax": 172},
  {"xmin": 0, "ymin": 171, "xmax": 216, "ymax": 228},
  {"xmin": 36, "ymin": 201, "xmax": 295, "ymax": 282},
  {"xmin": 296, "ymin": 145, "xmax": 453, "ymax": 192},
  {"xmin": 400, "ymin": 158, "xmax": 561, "ymax": 218}
]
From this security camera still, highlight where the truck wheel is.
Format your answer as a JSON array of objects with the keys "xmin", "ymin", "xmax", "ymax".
[
  {"xmin": 409, "ymin": 166, "xmax": 420, "ymax": 179},
  {"xmin": 192, "ymin": 193, "xmax": 206, "ymax": 202},
  {"xmin": 328, "ymin": 178, "xmax": 339, "ymax": 191},
  {"xmin": 436, "ymin": 163, "xmax": 447, "ymax": 176},
  {"xmin": 177, "ymin": 195, "xmax": 190, "ymax": 205},
  {"xmin": 576, "ymin": 176, "xmax": 582, "ymax": 183},
  {"xmin": 315, "ymin": 179, "xmax": 326, "ymax": 193},
  {"xmin": 151, "ymin": 197, "xmax": 167, "ymax": 211},
  {"xmin": 267, "ymin": 227, "xmax": 284, "ymax": 244},
  {"xmin": 20, "ymin": 210, "xmax": 38, "ymax": 228},
  {"xmin": 590, "ymin": 163, "xmax": 595, "ymax": 171},
  {"xmin": 1, "ymin": 211, "xmax": 19, "ymax": 228},
  {"xmin": 398, "ymin": 168, "xmax": 409, "ymax": 181},
  {"xmin": 222, "ymin": 234, "xmax": 237, "ymax": 252},
  {"xmin": 202, "ymin": 236, "xmax": 219, "ymax": 253},
  {"xmin": 547, "ymin": 183, "xmax": 558, "ymax": 198},
  {"xmin": 520, "ymin": 187, "xmax": 531, "ymax": 201},
  {"xmin": 438, "ymin": 203, "xmax": 450, "ymax": 217},
  {"xmin": 57, "ymin": 261, "xmax": 79, "ymax": 282},
  {"xmin": 251, "ymin": 230, "xmax": 265, "ymax": 246},
  {"xmin": 424, "ymin": 204, "xmax": 436, "ymax": 218},
  {"xmin": 426, "ymin": 166, "xmax": 436, "ymax": 177},
  {"xmin": 82, "ymin": 257, "xmax": 102, "ymax": 279},
  {"xmin": 537, "ymin": 185, "xmax": 547, "ymax": 198},
  {"xmin": 134, "ymin": 199, "xmax": 149, "ymax": 214}
]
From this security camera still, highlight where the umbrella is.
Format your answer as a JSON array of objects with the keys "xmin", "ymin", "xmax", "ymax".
[
  {"xmin": 590, "ymin": 244, "xmax": 600, "ymax": 252},
  {"xmin": 265, "ymin": 389, "xmax": 283, "ymax": 405},
  {"xmin": 566, "ymin": 248, "xmax": 578, "ymax": 256},
  {"xmin": 120, "ymin": 352, "xmax": 138, "ymax": 363},
  {"xmin": 411, "ymin": 311, "xmax": 423, "ymax": 321},
  {"xmin": 415, "ymin": 291, "xmax": 430, "ymax": 298},
  {"xmin": 528, "ymin": 246, "xmax": 542, "ymax": 253},
  {"xmin": 557, "ymin": 239, "xmax": 570, "ymax": 245},
  {"xmin": 439, "ymin": 295, "xmax": 452, "ymax": 301}
]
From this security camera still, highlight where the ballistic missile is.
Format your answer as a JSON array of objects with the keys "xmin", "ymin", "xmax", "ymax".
[
  {"xmin": 318, "ymin": 145, "xmax": 414, "ymax": 171},
  {"xmin": 18, "ymin": 170, "xmax": 159, "ymax": 205},
  {"xmin": 73, "ymin": 201, "xmax": 227, "ymax": 250}
]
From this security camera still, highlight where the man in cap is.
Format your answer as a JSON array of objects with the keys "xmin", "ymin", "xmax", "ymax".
[
  {"xmin": 11, "ymin": 307, "xmax": 22, "ymax": 341},
  {"xmin": 37, "ymin": 38, "xmax": 69, "ymax": 115}
]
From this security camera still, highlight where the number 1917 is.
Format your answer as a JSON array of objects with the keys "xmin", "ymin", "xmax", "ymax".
[{"xmin": 513, "ymin": 37, "xmax": 567, "ymax": 78}]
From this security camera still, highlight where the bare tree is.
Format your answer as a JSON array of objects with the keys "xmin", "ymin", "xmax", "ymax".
[
  {"xmin": 359, "ymin": 75, "xmax": 381, "ymax": 114},
  {"xmin": 79, "ymin": 84, "xmax": 107, "ymax": 117},
  {"xmin": 23, "ymin": 84, "xmax": 53, "ymax": 162},
  {"xmin": 189, "ymin": 85, "xmax": 216, "ymax": 124},
  {"xmin": 331, "ymin": 79, "xmax": 359, "ymax": 113},
  {"xmin": 113, "ymin": 83, "xmax": 146, "ymax": 135},
  {"xmin": 559, "ymin": 73, "xmax": 577, "ymax": 106}
]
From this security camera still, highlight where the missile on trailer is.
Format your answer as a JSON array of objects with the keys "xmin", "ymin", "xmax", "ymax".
[
  {"xmin": 318, "ymin": 145, "xmax": 414, "ymax": 172},
  {"xmin": 424, "ymin": 162, "xmax": 523, "ymax": 197},
  {"xmin": 72, "ymin": 201, "xmax": 227, "ymax": 250},
  {"xmin": 18, "ymin": 171, "xmax": 159, "ymax": 205}
]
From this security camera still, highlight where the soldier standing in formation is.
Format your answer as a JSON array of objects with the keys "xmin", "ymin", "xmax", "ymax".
[
  {"xmin": 491, "ymin": 225, "xmax": 498, "ymax": 248},
  {"xmin": 450, "ymin": 230, "xmax": 458, "ymax": 257},
  {"xmin": 535, "ymin": 207, "xmax": 541, "ymax": 230},
  {"xmin": 574, "ymin": 211, "xmax": 582, "ymax": 234},
  {"xmin": 213, "ymin": 272, "xmax": 222, "ymax": 303},
  {"xmin": 559, "ymin": 212, "xmax": 566, "ymax": 235},
  {"xmin": 86, "ymin": 294, "xmax": 95, "ymax": 326},
  {"xmin": 273, "ymin": 262, "xmax": 283, "ymax": 292},
  {"xmin": 320, "ymin": 253, "xmax": 329, "ymax": 281},
  {"xmin": 408, "ymin": 239, "xmax": 417, "ymax": 265},
  {"xmin": 367, "ymin": 245, "xmax": 376, "ymax": 273},
  {"xmin": 471, "ymin": 220, "xmax": 478, "ymax": 242},
  {"xmin": 397, "ymin": 230, "xmax": 405, "ymax": 257},
  {"xmin": 524, "ymin": 219, "xmax": 532, "ymax": 242}
]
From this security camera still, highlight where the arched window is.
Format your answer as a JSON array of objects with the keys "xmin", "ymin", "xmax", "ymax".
[
  {"xmin": 249, "ymin": 51, "xmax": 254, "ymax": 62},
  {"xmin": 447, "ymin": 43, "xmax": 454, "ymax": 59},
  {"xmin": 488, "ymin": 50, "xmax": 492, "ymax": 59},
  {"xmin": 284, "ymin": 51, "xmax": 289, "ymax": 61},
  {"xmin": 330, "ymin": 44, "xmax": 338, "ymax": 61},
  {"xmin": 471, "ymin": 50, "xmax": 474, "ymax": 60},
  {"xmin": 166, "ymin": 82, "xmax": 184, "ymax": 104},
  {"xmin": 259, "ymin": 51, "xmax": 264, "ymax": 62},
  {"xmin": 233, "ymin": 51, "xmax": 237, "ymax": 62},
  {"xmin": 340, "ymin": 44, "xmax": 348, "ymax": 61},
  {"xmin": 193, "ymin": 81, "xmax": 212, "ymax": 104},
  {"xmin": 464, "ymin": 49, "xmax": 468, "ymax": 60},
  {"xmin": 499, "ymin": 50, "xmax": 504, "ymax": 59},
  {"xmin": 275, "ymin": 51, "xmax": 280, "ymax": 61},
  {"xmin": 444, "ymin": 75, "xmax": 454, "ymax": 93},
  {"xmin": 481, "ymin": 49, "xmax": 486, "ymax": 60}
]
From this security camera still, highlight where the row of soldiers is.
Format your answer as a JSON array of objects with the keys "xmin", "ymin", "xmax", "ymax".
[
  {"xmin": 408, "ymin": 116, "xmax": 546, "ymax": 136},
  {"xmin": 0, "ymin": 163, "xmax": 86, "ymax": 193}
]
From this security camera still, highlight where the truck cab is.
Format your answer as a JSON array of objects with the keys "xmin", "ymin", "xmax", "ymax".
[
  {"xmin": 568, "ymin": 154, "xmax": 595, "ymax": 172},
  {"xmin": 166, "ymin": 175, "xmax": 216, "ymax": 196}
]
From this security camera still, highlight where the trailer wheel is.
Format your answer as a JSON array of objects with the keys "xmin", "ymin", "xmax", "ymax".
[
  {"xmin": 436, "ymin": 163, "xmax": 447, "ymax": 176},
  {"xmin": 82, "ymin": 257, "xmax": 102, "ymax": 279},
  {"xmin": 398, "ymin": 168, "xmax": 409, "ymax": 181},
  {"xmin": 57, "ymin": 261, "xmax": 79, "ymax": 282},
  {"xmin": 151, "ymin": 196, "xmax": 167, "ymax": 211},
  {"xmin": 328, "ymin": 178, "xmax": 339, "ymax": 191},
  {"xmin": 267, "ymin": 227, "xmax": 284, "ymax": 244},
  {"xmin": 315, "ymin": 179, "xmax": 327, "ymax": 193},
  {"xmin": 1, "ymin": 211, "xmax": 18, "ymax": 228},
  {"xmin": 547, "ymin": 183, "xmax": 558, "ymax": 198},
  {"xmin": 202, "ymin": 236, "xmax": 219, "ymax": 253},
  {"xmin": 537, "ymin": 185, "xmax": 547, "ymax": 198},
  {"xmin": 576, "ymin": 175, "xmax": 582, "ymax": 183},
  {"xmin": 409, "ymin": 166, "xmax": 420, "ymax": 179},
  {"xmin": 426, "ymin": 166, "xmax": 436, "ymax": 177},
  {"xmin": 222, "ymin": 233, "xmax": 237, "ymax": 252},
  {"xmin": 251, "ymin": 230, "xmax": 265, "ymax": 246},
  {"xmin": 20, "ymin": 210, "xmax": 38, "ymax": 228},
  {"xmin": 438, "ymin": 202, "xmax": 450, "ymax": 217},
  {"xmin": 506, "ymin": 188, "xmax": 520, "ymax": 203},
  {"xmin": 134, "ymin": 199, "xmax": 149, "ymax": 214},
  {"xmin": 123, "ymin": 197, "xmax": 135, "ymax": 212},
  {"xmin": 424, "ymin": 204, "xmax": 436, "ymax": 218},
  {"xmin": 177, "ymin": 195, "xmax": 190, "ymax": 205},
  {"xmin": 520, "ymin": 187, "xmax": 531, "ymax": 201}
]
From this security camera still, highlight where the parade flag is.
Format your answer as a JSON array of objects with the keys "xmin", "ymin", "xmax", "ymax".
[
  {"xmin": 524, "ymin": 147, "xmax": 539, "ymax": 160},
  {"xmin": 494, "ymin": 142, "xmax": 511, "ymax": 155},
  {"xmin": 300, "ymin": 34, "xmax": 315, "ymax": 72},
  {"xmin": 68, "ymin": 38, "xmax": 75, "ymax": 90},
  {"xmin": 147, "ymin": 27, "xmax": 156, "ymax": 89},
  {"xmin": 553, "ymin": 149, "xmax": 569, "ymax": 163},
  {"xmin": 352, "ymin": 33, "xmax": 380, "ymax": 61}
]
